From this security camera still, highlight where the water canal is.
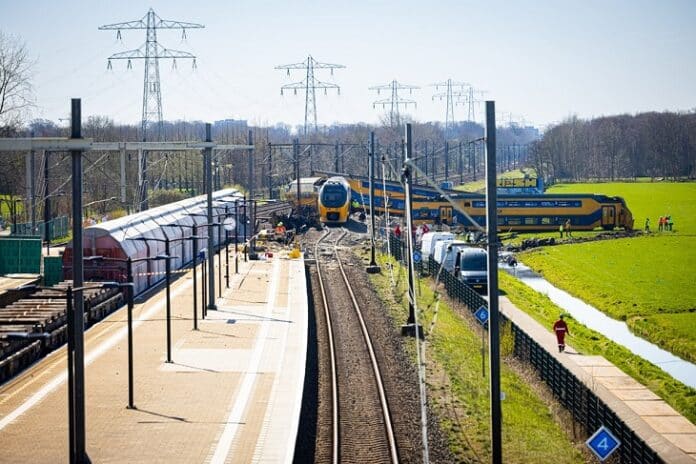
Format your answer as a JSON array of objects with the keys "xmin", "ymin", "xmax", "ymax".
[{"xmin": 500, "ymin": 262, "xmax": 696, "ymax": 389}]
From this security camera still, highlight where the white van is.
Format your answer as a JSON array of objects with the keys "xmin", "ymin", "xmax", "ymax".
[
  {"xmin": 421, "ymin": 231, "xmax": 455, "ymax": 262},
  {"xmin": 432, "ymin": 240, "xmax": 471, "ymax": 272},
  {"xmin": 456, "ymin": 247, "xmax": 488, "ymax": 294}
]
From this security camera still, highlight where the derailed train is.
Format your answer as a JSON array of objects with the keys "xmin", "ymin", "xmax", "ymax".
[
  {"xmin": 63, "ymin": 189, "xmax": 244, "ymax": 296},
  {"xmin": 315, "ymin": 174, "xmax": 634, "ymax": 231}
]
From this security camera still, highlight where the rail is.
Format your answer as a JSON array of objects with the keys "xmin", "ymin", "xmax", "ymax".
[{"xmin": 317, "ymin": 228, "xmax": 399, "ymax": 464}]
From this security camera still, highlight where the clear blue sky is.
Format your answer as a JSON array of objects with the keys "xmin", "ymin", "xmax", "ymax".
[{"xmin": 1, "ymin": 0, "xmax": 695, "ymax": 129}]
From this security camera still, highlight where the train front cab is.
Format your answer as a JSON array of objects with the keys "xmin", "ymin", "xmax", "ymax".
[{"xmin": 319, "ymin": 178, "xmax": 351, "ymax": 224}]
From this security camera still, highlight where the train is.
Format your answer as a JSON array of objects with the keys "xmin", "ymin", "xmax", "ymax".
[
  {"xmin": 334, "ymin": 174, "xmax": 634, "ymax": 232},
  {"xmin": 63, "ymin": 188, "xmax": 244, "ymax": 296},
  {"xmin": 317, "ymin": 176, "xmax": 352, "ymax": 224}
]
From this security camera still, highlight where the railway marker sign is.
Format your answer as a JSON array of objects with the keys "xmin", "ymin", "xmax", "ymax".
[
  {"xmin": 474, "ymin": 306, "xmax": 489, "ymax": 325},
  {"xmin": 412, "ymin": 250, "xmax": 422, "ymax": 263},
  {"xmin": 586, "ymin": 425, "xmax": 621, "ymax": 461}
]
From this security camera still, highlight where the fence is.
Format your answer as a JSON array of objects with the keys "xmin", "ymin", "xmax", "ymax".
[
  {"xmin": 0, "ymin": 236, "xmax": 42, "ymax": 274},
  {"xmin": 386, "ymin": 233, "xmax": 661, "ymax": 463},
  {"xmin": 10, "ymin": 216, "xmax": 69, "ymax": 240}
]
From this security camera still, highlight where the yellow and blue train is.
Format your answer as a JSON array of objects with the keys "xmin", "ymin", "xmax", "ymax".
[
  {"xmin": 318, "ymin": 176, "xmax": 352, "ymax": 224},
  {"xmin": 346, "ymin": 176, "xmax": 634, "ymax": 232}
]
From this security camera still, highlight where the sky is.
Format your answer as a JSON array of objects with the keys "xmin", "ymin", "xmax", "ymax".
[{"xmin": 1, "ymin": 0, "xmax": 695, "ymax": 130}]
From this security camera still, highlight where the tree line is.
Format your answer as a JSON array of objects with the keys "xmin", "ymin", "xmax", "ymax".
[{"xmin": 531, "ymin": 112, "xmax": 696, "ymax": 183}]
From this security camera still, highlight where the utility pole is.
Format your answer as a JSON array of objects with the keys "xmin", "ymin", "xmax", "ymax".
[
  {"xmin": 276, "ymin": 55, "xmax": 345, "ymax": 137},
  {"xmin": 431, "ymin": 79, "xmax": 468, "ymax": 139},
  {"xmin": 485, "ymin": 101, "xmax": 502, "ymax": 464},
  {"xmin": 370, "ymin": 80, "xmax": 419, "ymax": 127}
]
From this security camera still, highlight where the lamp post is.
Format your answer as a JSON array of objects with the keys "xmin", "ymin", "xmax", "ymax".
[
  {"xmin": 164, "ymin": 222, "xmax": 206, "ymax": 331},
  {"xmin": 186, "ymin": 212, "xmax": 220, "ymax": 318},
  {"xmin": 84, "ymin": 255, "xmax": 166, "ymax": 409},
  {"xmin": 128, "ymin": 237, "xmax": 175, "ymax": 363},
  {"xmin": 234, "ymin": 200, "xmax": 240, "ymax": 274},
  {"xmin": 63, "ymin": 281, "xmax": 125, "ymax": 464}
]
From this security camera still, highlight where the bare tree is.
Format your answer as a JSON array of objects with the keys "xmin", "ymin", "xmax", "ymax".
[{"xmin": 0, "ymin": 31, "xmax": 34, "ymax": 130}]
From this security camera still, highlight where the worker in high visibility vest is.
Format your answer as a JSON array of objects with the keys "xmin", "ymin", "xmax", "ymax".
[
  {"xmin": 275, "ymin": 222, "xmax": 287, "ymax": 243},
  {"xmin": 553, "ymin": 315, "xmax": 570, "ymax": 352}
]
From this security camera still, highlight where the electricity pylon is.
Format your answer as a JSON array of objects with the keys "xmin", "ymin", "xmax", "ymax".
[
  {"xmin": 370, "ymin": 80, "xmax": 419, "ymax": 127},
  {"xmin": 431, "ymin": 79, "xmax": 468, "ymax": 139},
  {"xmin": 460, "ymin": 86, "xmax": 487, "ymax": 123},
  {"xmin": 276, "ymin": 55, "xmax": 345, "ymax": 136},
  {"xmin": 100, "ymin": 8, "xmax": 203, "ymax": 141}
]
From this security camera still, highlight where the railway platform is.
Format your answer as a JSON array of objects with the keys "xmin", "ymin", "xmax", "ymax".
[{"xmin": 0, "ymin": 248, "xmax": 308, "ymax": 463}]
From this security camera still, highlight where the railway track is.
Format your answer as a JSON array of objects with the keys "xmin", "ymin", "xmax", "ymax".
[{"xmin": 314, "ymin": 227, "xmax": 399, "ymax": 464}]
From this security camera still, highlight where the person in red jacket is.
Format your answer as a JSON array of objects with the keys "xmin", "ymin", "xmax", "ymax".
[{"xmin": 553, "ymin": 315, "xmax": 570, "ymax": 352}]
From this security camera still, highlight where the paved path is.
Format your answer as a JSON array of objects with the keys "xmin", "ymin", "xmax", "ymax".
[
  {"xmin": 499, "ymin": 296, "xmax": 696, "ymax": 463},
  {"xmin": 0, "ymin": 249, "xmax": 307, "ymax": 463}
]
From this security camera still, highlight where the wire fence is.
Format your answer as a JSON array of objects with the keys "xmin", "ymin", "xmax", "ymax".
[
  {"xmin": 10, "ymin": 216, "xmax": 70, "ymax": 240},
  {"xmin": 386, "ymin": 233, "xmax": 662, "ymax": 464}
]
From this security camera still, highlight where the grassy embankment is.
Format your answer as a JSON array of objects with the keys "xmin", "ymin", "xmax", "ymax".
[
  {"xmin": 454, "ymin": 168, "xmax": 535, "ymax": 193},
  {"xmin": 499, "ymin": 271, "xmax": 696, "ymax": 423},
  {"xmin": 520, "ymin": 182, "xmax": 696, "ymax": 365},
  {"xmin": 368, "ymin": 252, "xmax": 586, "ymax": 463}
]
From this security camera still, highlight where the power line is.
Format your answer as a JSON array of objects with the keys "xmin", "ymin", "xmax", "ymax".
[
  {"xmin": 99, "ymin": 8, "xmax": 204, "ymax": 142},
  {"xmin": 370, "ymin": 80, "xmax": 419, "ymax": 127},
  {"xmin": 276, "ymin": 55, "xmax": 345, "ymax": 137},
  {"xmin": 431, "ymin": 79, "xmax": 468, "ymax": 139}
]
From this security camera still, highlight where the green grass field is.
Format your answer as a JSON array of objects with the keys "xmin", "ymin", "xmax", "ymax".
[
  {"xmin": 546, "ymin": 181, "xmax": 696, "ymax": 233},
  {"xmin": 519, "ymin": 181, "xmax": 696, "ymax": 363},
  {"xmin": 369, "ymin": 253, "xmax": 586, "ymax": 462}
]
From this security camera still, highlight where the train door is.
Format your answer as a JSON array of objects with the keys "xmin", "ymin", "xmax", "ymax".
[
  {"xmin": 439, "ymin": 205, "xmax": 453, "ymax": 225},
  {"xmin": 601, "ymin": 205, "xmax": 616, "ymax": 230}
]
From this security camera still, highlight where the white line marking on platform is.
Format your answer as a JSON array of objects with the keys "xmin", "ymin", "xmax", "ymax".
[{"xmin": 209, "ymin": 259, "xmax": 280, "ymax": 464}]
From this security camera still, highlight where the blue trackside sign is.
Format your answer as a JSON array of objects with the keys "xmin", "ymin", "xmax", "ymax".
[
  {"xmin": 412, "ymin": 250, "xmax": 422, "ymax": 263},
  {"xmin": 586, "ymin": 425, "xmax": 621, "ymax": 461},
  {"xmin": 474, "ymin": 306, "xmax": 489, "ymax": 325}
]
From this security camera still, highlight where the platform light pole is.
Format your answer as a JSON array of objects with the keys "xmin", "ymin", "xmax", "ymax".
[
  {"xmin": 165, "ymin": 223, "xmax": 206, "ymax": 331},
  {"xmin": 129, "ymin": 237, "xmax": 174, "ymax": 363},
  {"xmin": 65, "ymin": 280, "xmax": 126, "ymax": 463},
  {"xmin": 234, "ymin": 200, "xmax": 239, "ymax": 274},
  {"xmin": 204, "ymin": 123, "xmax": 217, "ymax": 311}
]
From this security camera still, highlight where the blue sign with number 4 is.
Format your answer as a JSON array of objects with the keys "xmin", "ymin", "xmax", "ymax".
[{"xmin": 586, "ymin": 425, "xmax": 621, "ymax": 461}]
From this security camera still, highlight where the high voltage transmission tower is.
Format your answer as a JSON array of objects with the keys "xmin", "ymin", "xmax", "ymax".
[
  {"xmin": 370, "ymin": 80, "xmax": 419, "ymax": 127},
  {"xmin": 100, "ymin": 8, "xmax": 204, "ymax": 141},
  {"xmin": 276, "ymin": 55, "xmax": 345, "ymax": 137},
  {"xmin": 461, "ymin": 86, "xmax": 487, "ymax": 123},
  {"xmin": 431, "ymin": 79, "xmax": 468, "ymax": 139}
]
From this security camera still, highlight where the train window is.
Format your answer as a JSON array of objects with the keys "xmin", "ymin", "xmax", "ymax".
[
  {"xmin": 541, "ymin": 217, "xmax": 551, "ymax": 225},
  {"xmin": 524, "ymin": 217, "xmax": 537, "ymax": 225},
  {"xmin": 507, "ymin": 218, "xmax": 521, "ymax": 225},
  {"xmin": 464, "ymin": 202, "xmax": 470, "ymax": 207}
]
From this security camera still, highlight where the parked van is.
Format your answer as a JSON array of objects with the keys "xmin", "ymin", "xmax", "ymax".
[
  {"xmin": 421, "ymin": 231, "xmax": 455, "ymax": 262},
  {"xmin": 455, "ymin": 247, "xmax": 488, "ymax": 294},
  {"xmin": 432, "ymin": 240, "xmax": 470, "ymax": 272}
]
